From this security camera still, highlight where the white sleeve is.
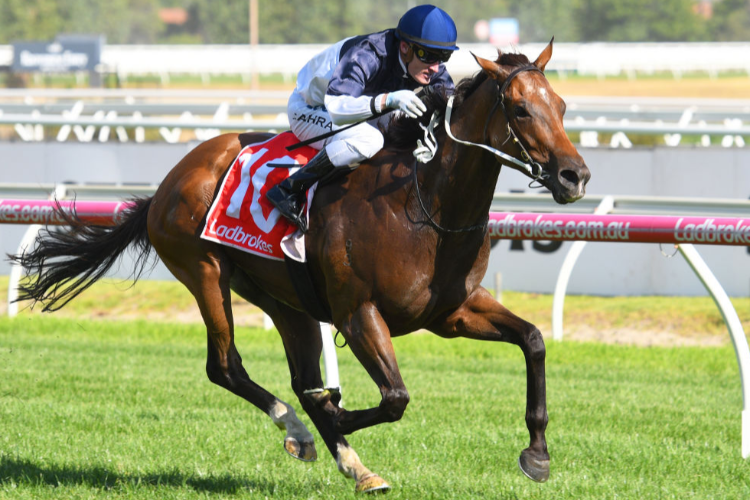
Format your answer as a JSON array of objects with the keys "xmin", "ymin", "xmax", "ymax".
[{"xmin": 323, "ymin": 94, "xmax": 376, "ymax": 126}]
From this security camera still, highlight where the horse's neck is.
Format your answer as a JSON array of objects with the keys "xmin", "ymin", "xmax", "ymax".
[{"xmin": 420, "ymin": 83, "xmax": 503, "ymax": 231}]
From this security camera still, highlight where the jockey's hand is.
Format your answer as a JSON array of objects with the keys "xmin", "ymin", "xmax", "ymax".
[{"xmin": 385, "ymin": 90, "xmax": 427, "ymax": 119}]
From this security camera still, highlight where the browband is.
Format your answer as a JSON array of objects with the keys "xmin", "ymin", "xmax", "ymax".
[{"xmin": 499, "ymin": 65, "xmax": 544, "ymax": 96}]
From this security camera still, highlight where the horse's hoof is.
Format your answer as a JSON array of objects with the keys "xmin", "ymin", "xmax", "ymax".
[
  {"xmin": 518, "ymin": 450, "xmax": 550, "ymax": 483},
  {"xmin": 284, "ymin": 436, "xmax": 317, "ymax": 462},
  {"xmin": 355, "ymin": 473, "xmax": 390, "ymax": 494}
]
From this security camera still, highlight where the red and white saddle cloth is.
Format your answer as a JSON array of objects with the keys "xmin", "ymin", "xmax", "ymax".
[{"xmin": 200, "ymin": 132, "xmax": 318, "ymax": 261}]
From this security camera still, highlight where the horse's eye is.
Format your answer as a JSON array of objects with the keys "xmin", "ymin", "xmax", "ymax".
[{"xmin": 515, "ymin": 105, "xmax": 530, "ymax": 118}]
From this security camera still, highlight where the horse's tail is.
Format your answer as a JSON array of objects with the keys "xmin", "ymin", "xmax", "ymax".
[{"xmin": 9, "ymin": 197, "xmax": 154, "ymax": 312}]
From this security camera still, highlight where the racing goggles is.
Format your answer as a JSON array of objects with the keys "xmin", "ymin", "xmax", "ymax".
[{"xmin": 411, "ymin": 44, "xmax": 452, "ymax": 64}]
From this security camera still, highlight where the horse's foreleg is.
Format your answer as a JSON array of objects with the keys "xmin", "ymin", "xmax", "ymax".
[
  {"xmin": 429, "ymin": 287, "xmax": 550, "ymax": 482},
  {"xmin": 334, "ymin": 302, "xmax": 410, "ymax": 435}
]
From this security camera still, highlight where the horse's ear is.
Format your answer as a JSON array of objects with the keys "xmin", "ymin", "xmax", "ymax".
[
  {"xmin": 471, "ymin": 52, "xmax": 510, "ymax": 80},
  {"xmin": 533, "ymin": 36, "xmax": 554, "ymax": 72}
]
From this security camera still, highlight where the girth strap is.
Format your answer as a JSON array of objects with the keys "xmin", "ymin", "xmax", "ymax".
[{"xmin": 284, "ymin": 257, "xmax": 333, "ymax": 323}]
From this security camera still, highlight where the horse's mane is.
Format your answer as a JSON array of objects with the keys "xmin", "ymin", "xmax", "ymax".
[{"xmin": 383, "ymin": 52, "xmax": 532, "ymax": 152}]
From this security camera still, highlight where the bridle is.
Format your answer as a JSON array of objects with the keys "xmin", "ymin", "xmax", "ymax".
[
  {"xmin": 413, "ymin": 64, "xmax": 550, "ymax": 234},
  {"xmin": 447, "ymin": 63, "xmax": 549, "ymax": 185}
]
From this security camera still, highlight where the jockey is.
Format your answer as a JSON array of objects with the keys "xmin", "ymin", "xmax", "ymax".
[{"xmin": 266, "ymin": 4, "xmax": 459, "ymax": 232}]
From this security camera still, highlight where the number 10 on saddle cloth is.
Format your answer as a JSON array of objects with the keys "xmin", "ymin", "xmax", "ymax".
[{"xmin": 201, "ymin": 132, "xmax": 317, "ymax": 261}]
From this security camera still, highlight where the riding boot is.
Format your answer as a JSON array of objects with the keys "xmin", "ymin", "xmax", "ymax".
[{"xmin": 266, "ymin": 148, "xmax": 336, "ymax": 232}]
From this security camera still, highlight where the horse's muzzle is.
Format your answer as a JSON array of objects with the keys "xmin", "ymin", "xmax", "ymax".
[{"xmin": 552, "ymin": 160, "xmax": 591, "ymax": 204}]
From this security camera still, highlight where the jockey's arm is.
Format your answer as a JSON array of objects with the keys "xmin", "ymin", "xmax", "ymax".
[
  {"xmin": 324, "ymin": 43, "xmax": 455, "ymax": 127},
  {"xmin": 323, "ymin": 93, "xmax": 380, "ymax": 126},
  {"xmin": 325, "ymin": 89, "xmax": 429, "ymax": 124},
  {"xmin": 324, "ymin": 48, "xmax": 382, "ymax": 127}
]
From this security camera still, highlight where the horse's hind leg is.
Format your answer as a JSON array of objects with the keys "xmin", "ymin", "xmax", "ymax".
[
  {"xmin": 158, "ymin": 248, "xmax": 316, "ymax": 461},
  {"xmin": 230, "ymin": 271, "xmax": 389, "ymax": 493},
  {"xmin": 429, "ymin": 287, "xmax": 550, "ymax": 483}
]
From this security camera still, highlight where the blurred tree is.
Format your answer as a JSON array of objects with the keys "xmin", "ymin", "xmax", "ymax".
[
  {"xmin": 57, "ymin": 1, "xmax": 126, "ymax": 42},
  {"xmin": 190, "ymin": 0, "xmax": 248, "ymax": 43},
  {"xmin": 0, "ymin": 0, "xmax": 161, "ymax": 44},
  {"xmin": 574, "ymin": 0, "xmax": 708, "ymax": 41},
  {"xmin": 509, "ymin": 0, "xmax": 581, "ymax": 43},
  {"xmin": 127, "ymin": 0, "xmax": 162, "ymax": 43},
  {"xmin": 255, "ymin": 1, "xmax": 345, "ymax": 43},
  {"xmin": 60, "ymin": 0, "xmax": 158, "ymax": 43},
  {"xmin": 709, "ymin": 0, "xmax": 750, "ymax": 41},
  {"xmin": 0, "ymin": 0, "xmax": 61, "ymax": 42},
  {"xmin": 2, "ymin": 0, "xmax": 746, "ymax": 46},
  {"xmin": 250, "ymin": 0, "xmax": 573, "ymax": 45}
]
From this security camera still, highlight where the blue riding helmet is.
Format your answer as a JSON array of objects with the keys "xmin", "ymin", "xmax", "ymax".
[{"xmin": 396, "ymin": 4, "xmax": 459, "ymax": 52}]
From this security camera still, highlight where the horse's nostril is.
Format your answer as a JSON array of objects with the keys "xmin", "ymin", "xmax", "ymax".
[{"xmin": 560, "ymin": 169, "xmax": 579, "ymax": 186}]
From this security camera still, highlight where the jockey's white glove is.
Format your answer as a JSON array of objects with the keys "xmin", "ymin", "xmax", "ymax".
[{"xmin": 382, "ymin": 90, "xmax": 427, "ymax": 119}]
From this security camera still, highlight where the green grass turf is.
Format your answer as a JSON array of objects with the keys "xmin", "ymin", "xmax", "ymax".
[
  {"xmin": 0, "ymin": 315, "xmax": 748, "ymax": 498},
  {"xmin": 3, "ymin": 276, "xmax": 748, "ymax": 339}
]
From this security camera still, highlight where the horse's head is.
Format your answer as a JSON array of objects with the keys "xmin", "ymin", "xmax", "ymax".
[{"xmin": 472, "ymin": 39, "xmax": 590, "ymax": 204}]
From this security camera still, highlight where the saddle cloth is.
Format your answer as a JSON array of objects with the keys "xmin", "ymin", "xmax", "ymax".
[{"xmin": 200, "ymin": 132, "xmax": 317, "ymax": 261}]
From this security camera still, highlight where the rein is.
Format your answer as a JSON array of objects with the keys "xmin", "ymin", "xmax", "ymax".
[
  {"xmin": 411, "ymin": 64, "xmax": 548, "ymax": 234},
  {"xmin": 412, "ymin": 162, "xmax": 489, "ymax": 234}
]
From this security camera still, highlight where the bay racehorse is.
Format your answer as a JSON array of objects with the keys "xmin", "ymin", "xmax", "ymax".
[{"xmin": 12, "ymin": 41, "xmax": 590, "ymax": 493}]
